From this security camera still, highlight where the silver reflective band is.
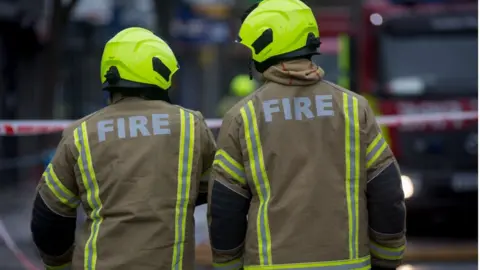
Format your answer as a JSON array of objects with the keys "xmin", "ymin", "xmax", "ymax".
[
  {"xmin": 370, "ymin": 242, "xmax": 405, "ymax": 259},
  {"xmin": 44, "ymin": 165, "xmax": 80, "ymax": 208},
  {"xmin": 214, "ymin": 259, "xmax": 243, "ymax": 270},
  {"xmin": 244, "ymin": 256, "xmax": 370, "ymax": 270},
  {"xmin": 366, "ymin": 137, "xmax": 386, "ymax": 163},
  {"xmin": 214, "ymin": 151, "xmax": 246, "ymax": 184},
  {"xmin": 243, "ymin": 103, "xmax": 271, "ymax": 265}
]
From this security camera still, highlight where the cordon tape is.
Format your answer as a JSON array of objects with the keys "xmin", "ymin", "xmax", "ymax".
[{"xmin": 0, "ymin": 111, "xmax": 477, "ymax": 136}]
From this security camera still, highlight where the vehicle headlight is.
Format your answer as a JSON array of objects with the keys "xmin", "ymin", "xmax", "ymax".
[{"xmin": 401, "ymin": 175, "xmax": 415, "ymax": 199}]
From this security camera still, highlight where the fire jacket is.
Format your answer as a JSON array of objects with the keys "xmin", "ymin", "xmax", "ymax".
[
  {"xmin": 208, "ymin": 59, "xmax": 406, "ymax": 270},
  {"xmin": 31, "ymin": 97, "xmax": 217, "ymax": 270}
]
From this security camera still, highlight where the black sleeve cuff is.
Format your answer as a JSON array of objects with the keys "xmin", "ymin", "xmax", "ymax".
[
  {"xmin": 31, "ymin": 193, "xmax": 77, "ymax": 256},
  {"xmin": 210, "ymin": 180, "xmax": 249, "ymax": 251}
]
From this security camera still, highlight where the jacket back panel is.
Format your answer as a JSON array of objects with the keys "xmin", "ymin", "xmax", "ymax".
[
  {"xmin": 241, "ymin": 81, "xmax": 370, "ymax": 265},
  {"xmin": 69, "ymin": 99, "xmax": 202, "ymax": 270}
]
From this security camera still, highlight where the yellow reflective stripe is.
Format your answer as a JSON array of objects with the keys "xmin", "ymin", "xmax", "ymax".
[
  {"xmin": 367, "ymin": 134, "xmax": 382, "ymax": 153},
  {"xmin": 74, "ymin": 122, "xmax": 103, "ymax": 270},
  {"xmin": 343, "ymin": 93, "xmax": 360, "ymax": 259},
  {"xmin": 366, "ymin": 134, "xmax": 388, "ymax": 169},
  {"xmin": 240, "ymin": 100, "xmax": 272, "ymax": 265},
  {"xmin": 213, "ymin": 257, "xmax": 243, "ymax": 270},
  {"xmin": 172, "ymin": 109, "xmax": 195, "ymax": 270},
  {"xmin": 353, "ymin": 97, "xmax": 360, "ymax": 258},
  {"xmin": 370, "ymin": 242, "xmax": 405, "ymax": 260},
  {"xmin": 43, "ymin": 164, "xmax": 79, "ymax": 208},
  {"xmin": 214, "ymin": 149, "xmax": 246, "ymax": 185},
  {"xmin": 244, "ymin": 255, "xmax": 370, "ymax": 270}
]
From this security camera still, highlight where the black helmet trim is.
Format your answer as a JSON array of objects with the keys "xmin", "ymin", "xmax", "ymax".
[
  {"xmin": 152, "ymin": 57, "xmax": 172, "ymax": 82},
  {"xmin": 102, "ymin": 78, "xmax": 160, "ymax": 90},
  {"xmin": 252, "ymin": 28, "xmax": 273, "ymax": 55},
  {"xmin": 253, "ymin": 32, "xmax": 321, "ymax": 73},
  {"xmin": 103, "ymin": 66, "xmax": 162, "ymax": 90},
  {"xmin": 104, "ymin": 66, "xmax": 121, "ymax": 85}
]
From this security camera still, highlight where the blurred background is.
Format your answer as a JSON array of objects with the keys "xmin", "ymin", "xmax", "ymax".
[{"xmin": 0, "ymin": 0, "xmax": 478, "ymax": 269}]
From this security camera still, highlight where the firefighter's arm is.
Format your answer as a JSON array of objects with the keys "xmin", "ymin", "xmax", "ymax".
[
  {"xmin": 197, "ymin": 112, "xmax": 217, "ymax": 206},
  {"xmin": 208, "ymin": 114, "xmax": 250, "ymax": 270},
  {"xmin": 31, "ymin": 134, "xmax": 79, "ymax": 269},
  {"xmin": 363, "ymin": 104, "xmax": 406, "ymax": 269}
]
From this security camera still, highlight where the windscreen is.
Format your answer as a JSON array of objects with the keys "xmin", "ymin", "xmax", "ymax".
[{"xmin": 379, "ymin": 32, "xmax": 478, "ymax": 96}]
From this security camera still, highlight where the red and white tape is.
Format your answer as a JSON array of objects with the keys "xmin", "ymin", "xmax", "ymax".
[{"xmin": 0, "ymin": 111, "xmax": 477, "ymax": 136}]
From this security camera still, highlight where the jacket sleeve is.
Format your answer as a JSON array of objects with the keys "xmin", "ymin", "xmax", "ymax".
[
  {"xmin": 197, "ymin": 112, "xmax": 217, "ymax": 206},
  {"xmin": 208, "ymin": 113, "xmax": 251, "ymax": 270},
  {"xmin": 363, "ymin": 104, "xmax": 406, "ymax": 268},
  {"xmin": 31, "ymin": 133, "xmax": 79, "ymax": 268}
]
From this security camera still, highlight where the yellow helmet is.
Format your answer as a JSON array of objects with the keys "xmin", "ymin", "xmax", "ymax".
[
  {"xmin": 230, "ymin": 74, "xmax": 257, "ymax": 97},
  {"xmin": 237, "ymin": 0, "xmax": 320, "ymax": 71},
  {"xmin": 100, "ymin": 27, "xmax": 179, "ymax": 90}
]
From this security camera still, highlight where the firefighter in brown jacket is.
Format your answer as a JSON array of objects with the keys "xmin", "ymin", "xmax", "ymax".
[
  {"xmin": 208, "ymin": 1, "xmax": 406, "ymax": 270},
  {"xmin": 30, "ymin": 27, "xmax": 216, "ymax": 270}
]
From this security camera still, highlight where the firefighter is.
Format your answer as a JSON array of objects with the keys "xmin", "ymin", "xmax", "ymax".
[
  {"xmin": 30, "ymin": 27, "xmax": 217, "ymax": 270},
  {"xmin": 208, "ymin": 1, "xmax": 406, "ymax": 270},
  {"xmin": 216, "ymin": 74, "xmax": 257, "ymax": 117}
]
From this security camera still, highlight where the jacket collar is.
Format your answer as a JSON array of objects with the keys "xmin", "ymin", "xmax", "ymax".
[
  {"xmin": 110, "ymin": 95, "xmax": 143, "ymax": 104},
  {"xmin": 262, "ymin": 59, "xmax": 324, "ymax": 86}
]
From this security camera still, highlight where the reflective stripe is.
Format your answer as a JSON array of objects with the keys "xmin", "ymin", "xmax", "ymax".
[
  {"xmin": 172, "ymin": 110, "xmax": 195, "ymax": 270},
  {"xmin": 240, "ymin": 100, "xmax": 273, "ymax": 265},
  {"xmin": 213, "ymin": 258, "xmax": 243, "ymax": 270},
  {"xmin": 74, "ymin": 122, "xmax": 103, "ymax": 270},
  {"xmin": 43, "ymin": 164, "xmax": 80, "ymax": 208},
  {"xmin": 214, "ymin": 149, "xmax": 246, "ymax": 185},
  {"xmin": 244, "ymin": 256, "xmax": 370, "ymax": 270},
  {"xmin": 370, "ymin": 242, "xmax": 405, "ymax": 260},
  {"xmin": 343, "ymin": 93, "xmax": 360, "ymax": 259},
  {"xmin": 366, "ymin": 133, "xmax": 388, "ymax": 169}
]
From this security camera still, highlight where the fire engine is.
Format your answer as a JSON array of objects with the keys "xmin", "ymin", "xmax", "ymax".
[
  {"xmin": 311, "ymin": 8, "xmax": 351, "ymax": 89},
  {"xmin": 356, "ymin": 0, "xmax": 478, "ymax": 234}
]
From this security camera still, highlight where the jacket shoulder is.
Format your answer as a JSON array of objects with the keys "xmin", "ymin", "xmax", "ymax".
[
  {"xmin": 223, "ymin": 83, "xmax": 269, "ymax": 120},
  {"xmin": 174, "ymin": 105, "xmax": 206, "ymax": 122},
  {"xmin": 61, "ymin": 111, "xmax": 99, "ymax": 138}
]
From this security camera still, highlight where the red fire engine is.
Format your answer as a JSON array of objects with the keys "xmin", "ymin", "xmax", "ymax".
[
  {"xmin": 356, "ymin": 0, "xmax": 478, "ymax": 234},
  {"xmin": 312, "ymin": 8, "xmax": 351, "ymax": 89}
]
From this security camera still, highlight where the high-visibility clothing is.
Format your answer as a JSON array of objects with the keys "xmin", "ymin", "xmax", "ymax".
[
  {"xmin": 208, "ymin": 59, "xmax": 406, "ymax": 270},
  {"xmin": 34, "ymin": 97, "xmax": 217, "ymax": 270}
]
